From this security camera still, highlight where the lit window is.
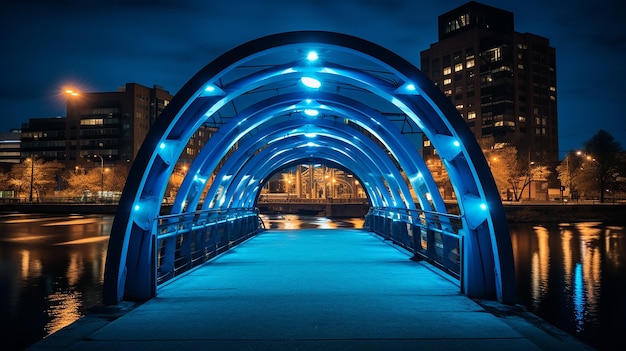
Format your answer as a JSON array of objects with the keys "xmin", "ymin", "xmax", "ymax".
[
  {"xmin": 466, "ymin": 59, "xmax": 474, "ymax": 68},
  {"xmin": 454, "ymin": 63, "xmax": 463, "ymax": 72},
  {"xmin": 468, "ymin": 111, "xmax": 476, "ymax": 119},
  {"xmin": 443, "ymin": 67, "xmax": 452, "ymax": 75},
  {"xmin": 423, "ymin": 140, "xmax": 431, "ymax": 147},
  {"xmin": 444, "ymin": 78, "xmax": 452, "ymax": 85},
  {"xmin": 444, "ymin": 89, "xmax": 452, "ymax": 96},
  {"xmin": 518, "ymin": 115, "xmax": 526, "ymax": 122},
  {"xmin": 455, "ymin": 104, "xmax": 464, "ymax": 110},
  {"xmin": 517, "ymin": 63, "xmax": 524, "ymax": 69},
  {"xmin": 80, "ymin": 118, "xmax": 104, "ymax": 126},
  {"xmin": 485, "ymin": 47, "xmax": 502, "ymax": 62}
]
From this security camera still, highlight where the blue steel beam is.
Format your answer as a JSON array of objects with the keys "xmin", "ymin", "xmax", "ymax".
[
  {"xmin": 173, "ymin": 92, "xmax": 442, "ymax": 215},
  {"xmin": 212, "ymin": 128, "xmax": 408, "ymax": 209}
]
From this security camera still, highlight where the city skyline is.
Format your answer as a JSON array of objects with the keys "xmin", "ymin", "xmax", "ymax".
[{"xmin": 2, "ymin": 0, "xmax": 624, "ymax": 158}]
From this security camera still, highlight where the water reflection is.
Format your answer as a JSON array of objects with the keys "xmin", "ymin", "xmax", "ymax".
[
  {"xmin": 261, "ymin": 214, "xmax": 365, "ymax": 230},
  {"xmin": 0, "ymin": 213, "xmax": 111, "ymax": 350},
  {"xmin": 1, "ymin": 214, "xmax": 624, "ymax": 351},
  {"xmin": 510, "ymin": 221, "xmax": 626, "ymax": 350}
]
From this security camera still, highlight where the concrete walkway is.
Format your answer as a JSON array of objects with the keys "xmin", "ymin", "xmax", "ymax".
[{"xmin": 28, "ymin": 228, "xmax": 594, "ymax": 350}]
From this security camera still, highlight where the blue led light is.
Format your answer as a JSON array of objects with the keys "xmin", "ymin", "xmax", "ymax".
[
  {"xmin": 406, "ymin": 83, "xmax": 416, "ymax": 91},
  {"xmin": 453, "ymin": 140, "xmax": 460, "ymax": 147},
  {"xmin": 301, "ymin": 77, "xmax": 321, "ymax": 89},
  {"xmin": 303, "ymin": 109, "xmax": 319, "ymax": 117},
  {"xmin": 159, "ymin": 142, "xmax": 166, "ymax": 149},
  {"xmin": 480, "ymin": 203, "xmax": 487, "ymax": 210},
  {"xmin": 306, "ymin": 51, "xmax": 319, "ymax": 61}
]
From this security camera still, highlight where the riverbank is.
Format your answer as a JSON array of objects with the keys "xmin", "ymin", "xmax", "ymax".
[
  {"xmin": 0, "ymin": 202, "xmax": 624, "ymax": 224},
  {"xmin": 503, "ymin": 203, "xmax": 626, "ymax": 224}
]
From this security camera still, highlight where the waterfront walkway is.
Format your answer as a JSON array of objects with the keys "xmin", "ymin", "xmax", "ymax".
[{"xmin": 29, "ymin": 228, "xmax": 593, "ymax": 350}]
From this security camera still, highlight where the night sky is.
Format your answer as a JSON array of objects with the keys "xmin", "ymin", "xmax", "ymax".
[{"xmin": 2, "ymin": 0, "xmax": 624, "ymax": 157}]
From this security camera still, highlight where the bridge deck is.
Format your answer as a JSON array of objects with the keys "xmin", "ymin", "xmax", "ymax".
[{"xmin": 29, "ymin": 228, "xmax": 592, "ymax": 350}]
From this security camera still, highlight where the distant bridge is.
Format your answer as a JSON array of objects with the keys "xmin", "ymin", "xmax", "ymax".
[{"xmin": 257, "ymin": 196, "xmax": 369, "ymax": 217}]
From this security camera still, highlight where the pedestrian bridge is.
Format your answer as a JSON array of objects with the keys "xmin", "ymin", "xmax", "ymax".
[
  {"xmin": 32, "ymin": 225, "xmax": 592, "ymax": 351},
  {"xmin": 103, "ymin": 31, "xmax": 515, "ymax": 306}
]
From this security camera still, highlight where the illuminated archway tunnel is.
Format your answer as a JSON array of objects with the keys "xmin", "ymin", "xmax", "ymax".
[{"xmin": 103, "ymin": 31, "xmax": 515, "ymax": 305}]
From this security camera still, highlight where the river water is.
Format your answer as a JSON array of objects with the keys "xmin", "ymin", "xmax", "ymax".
[{"xmin": 0, "ymin": 213, "xmax": 623, "ymax": 350}]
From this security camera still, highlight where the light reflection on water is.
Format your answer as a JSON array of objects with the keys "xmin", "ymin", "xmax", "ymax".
[
  {"xmin": 0, "ymin": 214, "xmax": 623, "ymax": 351},
  {"xmin": 510, "ymin": 221, "xmax": 626, "ymax": 351},
  {"xmin": 0, "ymin": 213, "xmax": 112, "ymax": 350},
  {"xmin": 261, "ymin": 214, "xmax": 365, "ymax": 229}
]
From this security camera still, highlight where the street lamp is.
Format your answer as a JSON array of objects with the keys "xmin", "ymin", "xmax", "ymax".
[
  {"xmin": 94, "ymin": 154, "xmax": 104, "ymax": 201},
  {"xmin": 29, "ymin": 155, "xmax": 35, "ymax": 203}
]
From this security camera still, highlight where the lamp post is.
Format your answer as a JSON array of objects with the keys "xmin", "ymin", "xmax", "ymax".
[
  {"xmin": 95, "ymin": 154, "xmax": 104, "ymax": 201},
  {"xmin": 29, "ymin": 155, "xmax": 35, "ymax": 203}
]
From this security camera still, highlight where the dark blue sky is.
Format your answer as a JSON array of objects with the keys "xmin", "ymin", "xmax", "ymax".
[{"xmin": 1, "ymin": 0, "xmax": 624, "ymax": 157}]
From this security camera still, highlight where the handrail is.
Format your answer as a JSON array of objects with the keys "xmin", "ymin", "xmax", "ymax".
[
  {"xmin": 154, "ymin": 208, "xmax": 264, "ymax": 287},
  {"xmin": 365, "ymin": 207, "xmax": 462, "ymax": 279}
]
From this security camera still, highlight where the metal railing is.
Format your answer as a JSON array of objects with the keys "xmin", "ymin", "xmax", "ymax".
[
  {"xmin": 154, "ymin": 208, "xmax": 265, "ymax": 286},
  {"xmin": 365, "ymin": 207, "xmax": 463, "ymax": 279},
  {"xmin": 257, "ymin": 195, "xmax": 369, "ymax": 204}
]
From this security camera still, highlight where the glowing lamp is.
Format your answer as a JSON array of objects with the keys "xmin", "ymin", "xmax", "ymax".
[
  {"xmin": 301, "ymin": 77, "xmax": 321, "ymax": 89},
  {"xmin": 303, "ymin": 109, "xmax": 319, "ymax": 117},
  {"xmin": 306, "ymin": 51, "xmax": 319, "ymax": 61}
]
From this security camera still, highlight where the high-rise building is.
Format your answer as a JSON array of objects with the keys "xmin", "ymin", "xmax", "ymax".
[
  {"xmin": 21, "ymin": 83, "xmax": 174, "ymax": 171},
  {"xmin": 0, "ymin": 130, "xmax": 21, "ymax": 168},
  {"xmin": 19, "ymin": 83, "xmax": 214, "ymax": 196},
  {"xmin": 66, "ymin": 82, "xmax": 173, "ymax": 166},
  {"xmin": 420, "ymin": 1, "xmax": 558, "ymax": 183}
]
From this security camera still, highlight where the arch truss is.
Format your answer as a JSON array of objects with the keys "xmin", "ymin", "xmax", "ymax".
[{"xmin": 103, "ymin": 31, "xmax": 515, "ymax": 305}]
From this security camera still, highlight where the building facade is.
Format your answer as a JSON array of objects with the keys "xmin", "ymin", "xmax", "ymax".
[
  {"xmin": 21, "ymin": 83, "xmax": 173, "ymax": 171},
  {"xmin": 0, "ymin": 130, "xmax": 22, "ymax": 168},
  {"xmin": 420, "ymin": 1, "xmax": 558, "ymax": 188},
  {"xmin": 16, "ymin": 83, "xmax": 216, "ymax": 200}
]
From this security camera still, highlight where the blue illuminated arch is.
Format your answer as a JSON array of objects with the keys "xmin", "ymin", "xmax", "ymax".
[{"xmin": 104, "ymin": 31, "xmax": 515, "ymax": 305}]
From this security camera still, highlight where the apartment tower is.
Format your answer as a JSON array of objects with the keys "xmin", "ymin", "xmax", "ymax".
[{"xmin": 420, "ymin": 1, "xmax": 558, "ymax": 187}]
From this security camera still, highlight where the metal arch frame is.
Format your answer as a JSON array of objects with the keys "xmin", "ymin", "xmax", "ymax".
[
  {"xmin": 209, "ymin": 122, "xmax": 413, "ymax": 209},
  {"xmin": 193, "ymin": 93, "xmax": 445, "ymax": 212},
  {"xmin": 179, "ymin": 92, "xmax": 443, "ymax": 214},
  {"xmin": 103, "ymin": 30, "xmax": 515, "ymax": 305}
]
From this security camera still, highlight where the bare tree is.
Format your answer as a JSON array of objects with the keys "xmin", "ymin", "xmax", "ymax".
[{"xmin": 576, "ymin": 130, "xmax": 624, "ymax": 202}]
